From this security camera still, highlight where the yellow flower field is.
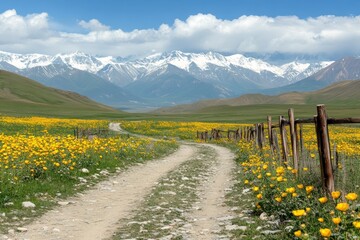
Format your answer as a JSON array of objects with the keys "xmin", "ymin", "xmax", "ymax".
[
  {"xmin": 301, "ymin": 124, "xmax": 360, "ymax": 156},
  {"xmin": 2, "ymin": 117, "xmax": 360, "ymax": 238},
  {"xmin": 0, "ymin": 116, "xmax": 177, "ymax": 223}
]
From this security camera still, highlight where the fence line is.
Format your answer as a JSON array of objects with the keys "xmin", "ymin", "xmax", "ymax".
[
  {"xmin": 196, "ymin": 104, "xmax": 360, "ymax": 193},
  {"xmin": 74, "ymin": 127, "xmax": 109, "ymax": 139}
]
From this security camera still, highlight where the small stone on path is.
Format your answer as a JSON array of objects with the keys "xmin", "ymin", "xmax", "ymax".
[
  {"xmin": 225, "ymin": 225, "xmax": 247, "ymax": 231},
  {"xmin": 261, "ymin": 230, "xmax": 282, "ymax": 235},
  {"xmin": 16, "ymin": 227, "xmax": 28, "ymax": 232},
  {"xmin": 58, "ymin": 201, "xmax": 70, "ymax": 206},
  {"xmin": 22, "ymin": 201, "xmax": 35, "ymax": 208}
]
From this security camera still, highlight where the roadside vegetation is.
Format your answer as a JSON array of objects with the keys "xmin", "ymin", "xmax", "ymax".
[
  {"xmin": 0, "ymin": 116, "xmax": 178, "ymax": 233},
  {"xmin": 122, "ymin": 120, "xmax": 360, "ymax": 239},
  {"xmin": 1, "ymin": 116, "xmax": 360, "ymax": 238}
]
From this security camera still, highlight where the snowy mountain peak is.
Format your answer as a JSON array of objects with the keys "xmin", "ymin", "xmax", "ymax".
[
  {"xmin": 54, "ymin": 52, "xmax": 104, "ymax": 73},
  {"xmin": 0, "ymin": 50, "xmax": 332, "ymax": 85},
  {"xmin": 0, "ymin": 51, "xmax": 53, "ymax": 69}
]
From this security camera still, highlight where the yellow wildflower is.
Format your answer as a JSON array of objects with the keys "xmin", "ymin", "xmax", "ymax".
[
  {"xmin": 336, "ymin": 202, "xmax": 349, "ymax": 212},
  {"xmin": 319, "ymin": 228, "xmax": 331, "ymax": 237},
  {"xmin": 353, "ymin": 221, "xmax": 360, "ymax": 229},
  {"xmin": 294, "ymin": 230, "xmax": 302, "ymax": 237},
  {"xmin": 318, "ymin": 197, "xmax": 328, "ymax": 204},
  {"xmin": 292, "ymin": 209, "xmax": 306, "ymax": 217},
  {"xmin": 331, "ymin": 191, "xmax": 341, "ymax": 200},
  {"xmin": 345, "ymin": 193, "xmax": 358, "ymax": 201},
  {"xmin": 332, "ymin": 217, "xmax": 341, "ymax": 225},
  {"xmin": 286, "ymin": 187, "xmax": 296, "ymax": 193},
  {"xmin": 306, "ymin": 185, "xmax": 314, "ymax": 194}
]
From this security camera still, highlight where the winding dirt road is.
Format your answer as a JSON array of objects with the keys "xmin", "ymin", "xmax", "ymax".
[{"xmin": 4, "ymin": 125, "xmax": 236, "ymax": 240}]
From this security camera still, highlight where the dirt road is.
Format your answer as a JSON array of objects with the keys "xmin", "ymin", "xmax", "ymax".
[{"xmin": 4, "ymin": 127, "xmax": 236, "ymax": 240}]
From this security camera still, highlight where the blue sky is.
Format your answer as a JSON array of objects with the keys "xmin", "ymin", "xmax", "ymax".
[
  {"xmin": 1, "ymin": 0, "xmax": 360, "ymax": 58},
  {"xmin": 2, "ymin": 0, "xmax": 360, "ymax": 31}
]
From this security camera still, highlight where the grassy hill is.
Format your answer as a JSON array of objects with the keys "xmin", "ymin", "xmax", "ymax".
[{"xmin": 0, "ymin": 70, "xmax": 127, "ymax": 118}]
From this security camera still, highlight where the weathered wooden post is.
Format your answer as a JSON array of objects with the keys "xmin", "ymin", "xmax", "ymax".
[
  {"xmin": 272, "ymin": 129, "xmax": 280, "ymax": 154},
  {"xmin": 279, "ymin": 116, "xmax": 289, "ymax": 164},
  {"xmin": 261, "ymin": 123, "xmax": 265, "ymax": 146},
  {"xmin": 288, "ymin": 108, "xmax": 299, "ymax": 171},
  {"xmin": 245, "ymin": 127, "xmax": 248, "ymax": 141},
  {"xmin": 235, "ymin": 128, "xmax": 240, "ymax": 140},
  {"xmin": 299, "ymin": 124, "xmax": 304, "ymax": 157},
  {"xmin": 256, "ymin": 123, "xmax": 263, "ymax": 149},
  {"xmin": 267, "ymin": 116, "xmax": 274, "ymax": 151},
  {"xmin": 250, "ymin": 127, "xmax": 256, "ymax": 144},
  {"xmin": 254, "ymin": 124, "xmax": 259, "ymax": 147},
  {"xmin": 315, "ymin": 104, "xmax": 334, "ymax": 193}
]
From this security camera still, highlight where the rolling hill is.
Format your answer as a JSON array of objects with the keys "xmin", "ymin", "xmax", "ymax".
[
  {"xmin": 154, "ymin": 80, "xmax": 360, "ymax": 114},
  {"xmin": 0, "ymin": 70, "xmax": 125, "ymax": 118}
]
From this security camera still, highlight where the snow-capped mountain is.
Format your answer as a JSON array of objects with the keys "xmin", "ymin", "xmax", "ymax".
[
  {"xmin": 0, "ymin": 50, "xmax": 333, "ymax": 108},
  {"xmin": 0, "ymin": 50, "xmax": 332, "ymax": 82},
  {"xmin": 128, "ymin": 51, "xmax": 331, "ymax": 83}
]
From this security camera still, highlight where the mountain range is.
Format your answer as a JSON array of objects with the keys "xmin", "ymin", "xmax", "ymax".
[{"xmin": 1, "ymin": 50, "xmax": 355, "ymax": 110}]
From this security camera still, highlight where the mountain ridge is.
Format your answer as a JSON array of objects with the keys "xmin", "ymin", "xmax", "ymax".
[{"xmin": 0, "ymin": 50, "xmax": 335, "ymax": 109}]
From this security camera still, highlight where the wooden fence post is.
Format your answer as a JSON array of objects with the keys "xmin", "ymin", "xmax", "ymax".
[
  {"xmin": 254, "ymin": 124, "xmax": 259, "ymax": 147},
  {"xmin": 267, "ymin": 116, "xmax": 274, "ymax": 151},
  {"xmin": 245, "ymin": 127, "xmax": 249, "ymax": 142},
  {"xmin": 315, "ymin": 104, "xmax": 335, "ymax": 193},
  {"xmin": 257, "ymin": 123, "xmax": 263, "ymax": 149},
  {"xmin": 299, "ymin": 124, "xmax": 304, "ymax": 157},
  {"xmin": 288, "ymin": 108, "xmax": 299, "ymax": 171},
  {"xmin": 272, "ymin": 128, "xmax": 280, "ymax": 155},
  {"xmin": 261, "ymin": 123, "xmax": 265, "ymax": 147},
  {"xmin": 279, "ymin": 116, "xmax": 289, "ymax": 164}
]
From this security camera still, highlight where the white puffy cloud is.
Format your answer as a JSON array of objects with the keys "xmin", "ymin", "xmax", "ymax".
[
  {"xmin": 0, "ymin": 9, "xmax": 49, "ymax": 41},
  {"xmin": 79, "ymin": 19, "xmax": 110, "ymax": 31},
  {"xmin": 1, "ymin": 9, "xmax": 360, "ymax": 58}
]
